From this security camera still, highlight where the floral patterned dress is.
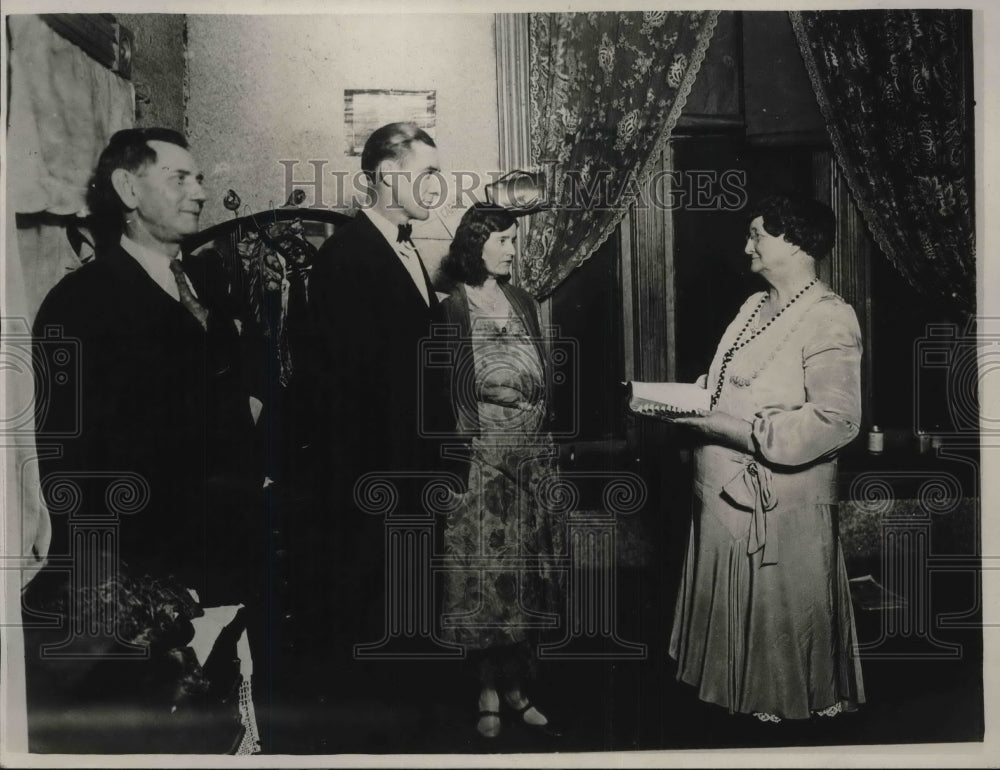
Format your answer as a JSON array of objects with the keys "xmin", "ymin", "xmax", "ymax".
[{"xmin": 440, "ymin": 289, "xmax": 565, "ymax": 652}]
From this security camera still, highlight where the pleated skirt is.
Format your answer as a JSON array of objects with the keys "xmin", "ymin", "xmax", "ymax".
[{"xmin": 669, "ymin": 490, "xmax": 865, "ymax": 720}]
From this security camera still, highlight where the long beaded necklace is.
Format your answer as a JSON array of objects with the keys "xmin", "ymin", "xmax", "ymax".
[{"xmin": 710, "ymin": 278, "xmax": 819, "ymax": 409}]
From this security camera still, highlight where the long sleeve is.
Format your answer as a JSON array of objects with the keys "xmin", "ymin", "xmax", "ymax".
[
  {"xmin": 752, "ymin": 299, "xmax": 862, "ymax": 467},
  {"xmin": 306, "ymin": 243, "xmax": 374, "ymax": 448}
]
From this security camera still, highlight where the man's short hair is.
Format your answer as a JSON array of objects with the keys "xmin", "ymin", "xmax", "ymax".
[
  {"xmin": 87, "ymin": 127, "xmax": 189, "ymax": 228},
  {"xmin": 360, "ymin": 122, "xmax": 436, "ymax": 186}
]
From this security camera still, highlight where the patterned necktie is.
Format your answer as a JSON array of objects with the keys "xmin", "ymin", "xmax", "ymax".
[
  {"xmin": 397, "ymin": 223, "xmax": 413, "ymax": 243},
  {"xmin": 169, "ymin": 258, "xmax": 209, "ymax": 330}
]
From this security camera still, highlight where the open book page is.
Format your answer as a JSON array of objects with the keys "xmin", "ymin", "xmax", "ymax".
[{"xmin": 626, "ymin": 381, "xmax": 711, "ymax": 420}]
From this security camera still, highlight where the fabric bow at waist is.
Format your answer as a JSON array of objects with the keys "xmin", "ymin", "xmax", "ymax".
[{"xmin": 721, "ymin": 461, "xmax": 778, "ymax": 564}]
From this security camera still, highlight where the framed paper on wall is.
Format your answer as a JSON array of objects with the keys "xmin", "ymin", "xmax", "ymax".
[{"xmin": 343, "ymin": 89, "xmax": 436, "ymax": 156}]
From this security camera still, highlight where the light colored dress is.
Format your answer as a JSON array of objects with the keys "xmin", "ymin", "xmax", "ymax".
[{"xmin": 669, "ymin": 283, "xmax": 866, "ymax": 719}]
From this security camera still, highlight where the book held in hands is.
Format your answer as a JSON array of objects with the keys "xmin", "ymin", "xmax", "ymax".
[{"xmin": 625, "ymin": 381, "xmax": 711, "ymax": 421}]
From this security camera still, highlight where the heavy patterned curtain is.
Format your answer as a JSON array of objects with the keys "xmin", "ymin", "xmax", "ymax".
[
  {"xmin": 790, "ymin": 10, "xmax": 975, "ymax": 315},
  {"xmin": 520, "ymin": 11, "xmax": 719, "ymax": 299}
]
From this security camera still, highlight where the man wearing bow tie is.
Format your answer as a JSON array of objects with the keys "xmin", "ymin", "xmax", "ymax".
[{"xmin": 306, "ymin": 122, "xmax": 452, "ymax": 688}]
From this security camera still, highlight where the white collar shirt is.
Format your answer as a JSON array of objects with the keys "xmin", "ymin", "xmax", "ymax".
[
  {"xmin": 120, "ymin": 235, "xmax": 196, "ymax": 302},
  {"xmin": 364, "ymin": 208, "xmax": 430, "ymax": 306}
]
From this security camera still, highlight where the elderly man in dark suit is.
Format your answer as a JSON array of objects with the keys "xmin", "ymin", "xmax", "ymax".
[
  {"xmin": 306, "ymin": 122, "xmax": 453, "ymax": 691},
  {"xmin": 27, "ymin": 128, "xmax": 264, "ymax": 752},
  {"xmin": 33, "ymin": 127, "xmax": 261, "ymax": 597}
]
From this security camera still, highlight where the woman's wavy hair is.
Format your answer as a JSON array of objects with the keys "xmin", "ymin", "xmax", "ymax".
[
  {"xmin": 441, "ymin": 203, "xmax": 518, "ymax": 287},
  {"xmin": 748, "ymin": 195, "xmax": 836, "ymax": 259}
]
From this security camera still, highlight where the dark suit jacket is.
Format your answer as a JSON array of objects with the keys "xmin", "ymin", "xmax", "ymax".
[
  {"xmin": 32, "ymin": 243, "xmax": 259, "ymax": 597},
  {"xmin": 308, "ymin": 211, "xmax": 452, "ymax": 514}
]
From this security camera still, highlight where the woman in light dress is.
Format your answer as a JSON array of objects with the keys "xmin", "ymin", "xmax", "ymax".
[{"xmin": 669, "ymin": 195, "xmax": 865, "ymax": 721}]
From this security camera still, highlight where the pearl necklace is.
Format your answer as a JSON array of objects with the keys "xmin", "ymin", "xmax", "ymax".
[{"xmin": 710, "ymin": 278, "xmax": 819, "ymax": 410}]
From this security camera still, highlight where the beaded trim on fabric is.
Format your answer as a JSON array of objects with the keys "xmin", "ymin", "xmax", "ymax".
[{"xmin": 710, "ymin": 279, "xmax": 819, "ymax": 409}]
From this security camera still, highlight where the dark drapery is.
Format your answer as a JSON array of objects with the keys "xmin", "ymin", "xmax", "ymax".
[
  {"xmin": 790, "ymin": 10, "xmax": 975, "ymax": 315},
  {"xmin": 521, "ymin": 11, "xmax": 719, "ymax": 299}
]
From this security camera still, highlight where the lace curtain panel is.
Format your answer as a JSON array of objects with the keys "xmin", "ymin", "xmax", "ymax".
[
  {"xmin": 4, "ymin": 15, "xmax": 134, "ymax": 753},
  {"xmin": 6, "ymin": 10, "xmax": 134, "ymax": 579},
  {"xmin": 790, "ymin": 10, "xmax": 975, "ymax": 315},
  {"xmin": 8, "ymin": 14, "xmax": 134, "ymax": 316},
  {"xmin": 8, "ymin": 15, "xmax": 134, "ymax": 216},
  {"xmin": 4, "ymin": 6, "xmax": 134, "ymax": 654},
  {"xmin": 520, "ymin": 11, "xmax": 719, "ymax": 299}
]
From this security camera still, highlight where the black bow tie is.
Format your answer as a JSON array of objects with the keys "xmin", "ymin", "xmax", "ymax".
[{"xmin": 397, "ymin": 223, "xmax": 413, "ymax": 243}]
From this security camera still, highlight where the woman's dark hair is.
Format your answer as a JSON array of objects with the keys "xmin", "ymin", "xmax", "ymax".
[
  {"xmin": 441, "ymin": 203, "xmax": 518, "ymax": 287},
  {"xmin": 748, "ymin": 195, "xmax": 836, "ymax": 259},
  {"xmin": 86, "ymin": 127, "xmax": 189, "ymax": 247}
]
